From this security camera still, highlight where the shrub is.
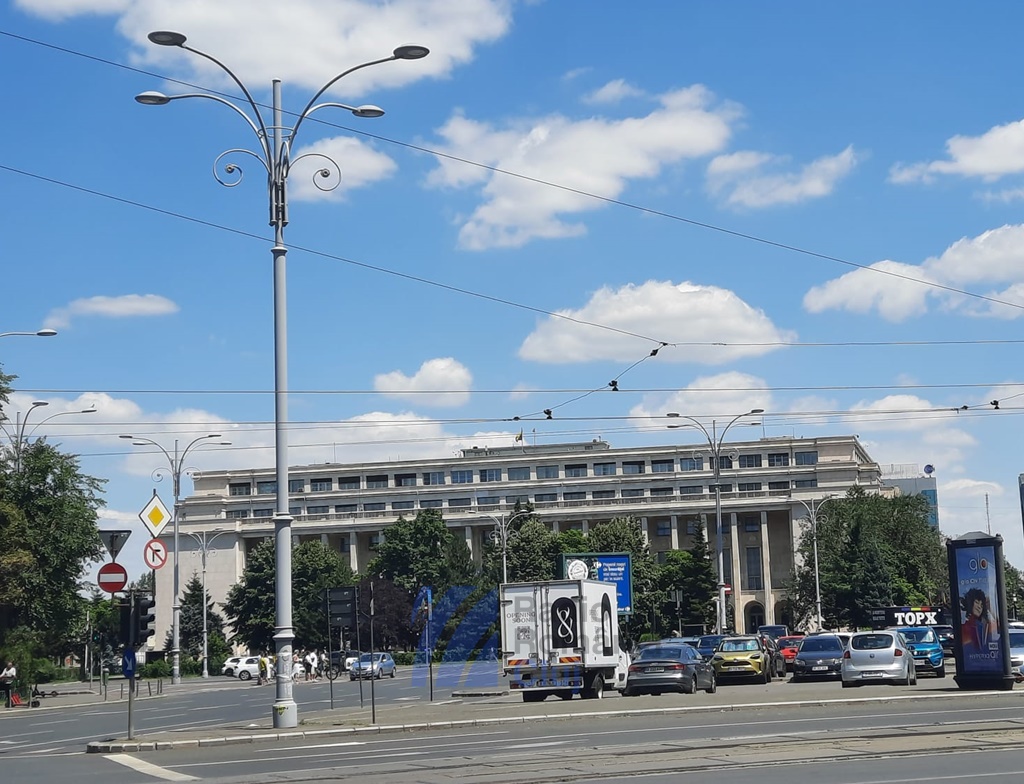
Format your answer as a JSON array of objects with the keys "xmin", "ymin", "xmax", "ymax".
[{"xmin": 139, "ymin": 659, "xmax": 171, "ymax": 679}]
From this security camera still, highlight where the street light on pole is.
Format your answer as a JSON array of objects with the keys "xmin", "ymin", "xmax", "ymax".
[
  {"xmin": 185, "ymin": 528, "xmax": 232, "ymax": 678},
  {"xmin": 0, "ymin": 328, "xmax": 57, "ymax": 339},
  {"xmin": 795, "ymin": 495, "xmax": 836, "ymax": 632},
  {"xmin": 135, "ymin": 30, "xmax": 428, "ymax": 728},
  {"xmin": 484, "ymin": 510, "xmax": 532, "ymax": 584},
  {"xmin": 119, "ymin": 433, "xmax": 230, "ymax": 685},
  {"xmin": 0, "ymin": 401, "xmax": 97, "ymax": 473},
  {"xmin": 668, "ymin": 409, "xmax": 764, "ymax": 635}
]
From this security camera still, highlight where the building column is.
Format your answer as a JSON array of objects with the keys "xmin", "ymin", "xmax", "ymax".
[
  {"xmin": 320, "ymin": 532, "xmax": 329, "ymax": 547},
  {"xmin": 760, "ymin": 510, "xmax": 772, "ymax": 624},
  {"xmin": 581, "ymin": 519, "xmax": 590, "ymax": 534},
  {"xmin": 465, "ymin": 525, "xmax": 477, "ymax": 564},
  {"xmin": 348, "ymin": 531, "xmax": 360, "ymax": 573},
  {"xmin": 728, "ymin": 512, "xmax": 741, "ymax": 631},
  {"xmin": 670, "ymin": 514, "xmax": 679, "ymax": 551},
  {"xmin": 639, "ymin": 516, "xmax": 649, "ymax": 545}
]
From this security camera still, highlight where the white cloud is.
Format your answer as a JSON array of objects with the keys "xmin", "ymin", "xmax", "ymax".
[
  {"xmin": 582, "ymin": 79, "xmax": 645, "ymax": 105},
  {"xmin": 518, "ymin": 280, "xmax": 796, "ymax": 364},
  {"xmin": 804, "ymin": 224, "xmax": 1024, "ymax": 321},
  {"xmin": 374, "ymin": 358, "xmax": 472, "ymax": 407},
  {"xmin": 288, "ymin": 137, "xmax": 398, "ymax": 201},
  {"xmin": 427, "ymin": 85, "xmax": 739, "ymax": 249},
  {"xmin": 890, "ymin": 118, "xmax": 1024, "ymax": 183},
  {"xmin": 19, "ymin": 0, "xmax": 511, "ymax": 94},
  {"xmin": 45, "ymin": 294, "xmax": 179, "ymax": 329},
  {"xmin": 707, "ymin": 145, "xmax": 859, "ymax": 208},
  {"xmin": 629, "ymin": 372, "xmax": 772, "ymax": 428}
]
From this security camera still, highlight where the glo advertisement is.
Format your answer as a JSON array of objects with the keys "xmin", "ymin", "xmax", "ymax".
[{"xmin": 955, "ymin": 544, "xmax": 1004, "ymax": 675}]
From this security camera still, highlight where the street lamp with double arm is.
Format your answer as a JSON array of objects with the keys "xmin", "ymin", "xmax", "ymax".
[
  {"xmin": 667, "ymin": 409, "xmax": 764, "ymax": 634},
  {"xmin": 795, "ymin": 495, "xmax": 836, "ymax": 632},
  {"xmin": 484, "ymin": 509, "xmax": 533, "ymax": 584},
  {"xmin": 119, "ymin": 433, "xmax": 230, "ymax": 685},
  {"xmin": 0, "ymin": 400, "xmax": 97, "ymax": 472},
  {"xmin": 135, "ymin": 30, "xmax": 428, "ymax": 728},
  {"xmin": 185, "ymin": 528, "xmax": 233, "ymax": 678}
]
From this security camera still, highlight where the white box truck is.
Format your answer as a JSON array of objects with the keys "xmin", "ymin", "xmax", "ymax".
[{"xmin": 500, "ymin": 579, "xmax": 629, "ymax": 702}]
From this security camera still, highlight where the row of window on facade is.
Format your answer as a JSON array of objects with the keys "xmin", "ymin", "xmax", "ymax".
[
  {"xmin": 223, "ymin": 481, "xmax": 816, "ymax": 520},
  {"xmin": 226, "ymin": 451, "xmax": 821, "ymax": 497}
]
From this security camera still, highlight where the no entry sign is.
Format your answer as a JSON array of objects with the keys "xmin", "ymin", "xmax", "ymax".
[{"xmin": 97, "ymin": 562, "xmax": 128, "ymax": 593}]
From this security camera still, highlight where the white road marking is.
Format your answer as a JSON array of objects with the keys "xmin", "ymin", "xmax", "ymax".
[
  {"xmin": 505, "ymin": 741, "xmax": 569, "ymax": 749},
  {"xmin": 107, "ymin": 754, "xmax": 199, "ymax": 781}
]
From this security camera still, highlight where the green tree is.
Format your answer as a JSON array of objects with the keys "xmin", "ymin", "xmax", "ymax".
[
  {"xmin": 658, "ymin": 520, "xmax": 717, "ymax": 633},
  {"xmin": 222, "ymin": 540, "xmax": 354, "ymax": 653},
  {"xmin": 165, "ymin": 572, "xmax": 229, "ymax": 664},
  {"xmin": 585, "ymin": 516, "xmax": 658, "ymax": 644},
  {"xmin": 368, "ymin": 509, "xmax": 476, "ymax": 594},
  {"xmin": 503, "ymin": 519, "xmax": 561, "ymax": 583}
]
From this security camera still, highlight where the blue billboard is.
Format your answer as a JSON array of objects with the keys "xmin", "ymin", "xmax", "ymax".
[
  {"xmin": 953, "ymin": 543, "xmax": 1005, "ymax": 675},
  {"xmin": 560, "ymin": 552, "xmax": 633, "ymax": 615}
]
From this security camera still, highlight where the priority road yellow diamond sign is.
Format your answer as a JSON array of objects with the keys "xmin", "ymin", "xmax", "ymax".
[{"xmin": 138, "ymin": 492, "xmax": 172, "ymax": 538}]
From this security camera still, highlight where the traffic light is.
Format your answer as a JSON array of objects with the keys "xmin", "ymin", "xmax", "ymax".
[
  {"xmin": 326, "ymin": 586, "xmax": 358, "ymax": 631},
  {"xmin": 118, "ymin": 598, "xmax": 133, "ymax": 646},
  {"xmin": 134, "ymin": 593, "xmax": 156, "ymax": 647}
]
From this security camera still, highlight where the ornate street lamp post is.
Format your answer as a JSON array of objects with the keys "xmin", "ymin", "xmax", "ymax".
[
  {"xmin": 186, "ymin": 528, "xmax": 233, "ymax": 678},
  {"xmin": 795, "ymin": 495, "xmax": 836, "ymax": 632}
]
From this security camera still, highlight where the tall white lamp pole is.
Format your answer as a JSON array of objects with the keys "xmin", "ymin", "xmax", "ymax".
[
  {"xmin": 796, "ymin": 495, "xmax": 835, "ymax": 632},
  {"xmin": 186, "ymin": 529, "xmax": 232, "ymax": 678}
]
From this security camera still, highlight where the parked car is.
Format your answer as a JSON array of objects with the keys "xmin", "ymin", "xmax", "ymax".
[
  {"xmin": 710, "ymin": 636, "xmax": 772, "ymax": 683},
  {"xmin": 841, "ymin": 630, "xmax": 916, "ymax": 687},
  {"xmin": 695, "ymin": 634, "xmax": 729, "ymax": 660},
  {"xmin": 623, "ymin": 643, "xmax": 716, "ymax": 696},
  {"xmin": 890, "ymin": 626, "xmax": 945, "ymax": 678},
  {"xmin": 933, "ymin": 624, "xmax": 955, "ymax": 657},
  {"xmin": 222, "ymin": 655, "xmax": 261, "ymax": 681},
  {"xmin": 349, "ymin": 652, "xmax": 396, "ymax": 680},
  {"xmin": 757, "ymin": 624, "xmax": 789, "ymax": 641},
  {"xmin": 1009, "ymin": 627, "xmax": 1024, "ymax": 676},
  {"xmin": 759, "ymin": 635, "xmax": 786, "ymax": 679},
  {"xmin": 327, "ymin": 649, "xmax": 363, "ymax": 679},
  {"xmin": 777, "ymin": 636, "xmax": 805, "ymax": 672},
  {"xmin": 791, "ymin": 634, "xmax": 844, "ymax": 681}
]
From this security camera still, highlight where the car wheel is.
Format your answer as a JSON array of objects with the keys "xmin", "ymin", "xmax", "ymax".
[
  {"xmin": 935, "ymin": 663, "xmax": 946, "ymax": 678},
  {"xmin": 841, "ymin": 679, "xmax": 854, "ymax": 689},
  {"xmin": 706, "ymin": 671, "xmax": 716, "ymax": 694},
  {"xmin": 791, "ymin": 674, "xmax": 801, "ymax": 683},
  {"xmin": 910, "ymin": 667, "xmax": 917, "ymax": 686},
  {"xmin": 622, "ymin": 687, "xmax": 635, "ymax": 697},
  {"xmin": 239, "ymin": 670, "xmax": 252, "ymax": 681},
  {"xmin": 682, "ymin": 674, "xmax": 697, "ymax": 695},
  {"xmin": 584, "ymin": 671, "xmax": 604, "ymax": 700},
  {"xmin": 390, "ymin": 668, "xmax": 396, "ymax": 679},
  {"xmin": 762, "ymin": 666, "xmax": 771, "ymax": 685},
  {"xmin": 522, "ymin": 691, "xmax": 546, "ymax": 703}
]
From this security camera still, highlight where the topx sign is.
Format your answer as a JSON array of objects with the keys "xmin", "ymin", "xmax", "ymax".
[
  {"xmin": 893, "ymin": 610, "xmax": 940, "ymax": 625},
  {"xmin": 870, "ymin": 606, "xmax": 948, "ymax": 629}
]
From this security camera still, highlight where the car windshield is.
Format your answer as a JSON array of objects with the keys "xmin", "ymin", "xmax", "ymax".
[
  {"xmin": 636, "ymin": 646, "xmax": 683, "ymax": 661},
  {"xmin": 778, "ymin": 638, "xmax": 802, "ymax": 649},
  {"xmin": 800, "ymin": 637, "xmax": 842, "ymax": 653},
  {"xmin": 1008, "ymin": 631, "xmax": 1024, "ymax": 649},
  {"xmin": 900, "ymin": 628, "xmax": 935, "ymax": 643},
  {"xmin": 358, "ymin": 654, "xmax": 382, "ymax": 664},
  {"xmin": 697, "ymin": 635, "xmax": 724, "ymax": 648},
  {"xmin": 719, "ymin": 639, "xmax": 760, "ymax": 652}
]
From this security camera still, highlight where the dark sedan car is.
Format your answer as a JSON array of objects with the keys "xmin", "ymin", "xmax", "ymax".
[
  {"xmin": 696, "ymin": 634, "xmax": 729, "ymax": 660},
  {"xmin": 623, "ymin": 643, "xmax": 716, "ymax": 696},
  {"xmin": 791, "ymin": 634, "xmax": 845, "ymax": 681},
  {"xmin": 933, "ymin": 625, "xmax": 955, "ymax": 657}
]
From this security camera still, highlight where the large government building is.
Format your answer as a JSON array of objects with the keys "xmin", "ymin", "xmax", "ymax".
[{"xmin": 154, "ymin": 434, "xmax": 884, "ymax": 647}]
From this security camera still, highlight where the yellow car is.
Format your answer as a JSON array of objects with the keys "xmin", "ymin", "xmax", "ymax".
[{"xmin": 711, "ymin": 636, "xmax": 772, "ymax": 683}]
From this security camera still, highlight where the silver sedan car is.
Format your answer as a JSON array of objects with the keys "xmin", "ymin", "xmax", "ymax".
[{"xmin": 841, "ymin": 630, "xmax": 916, "ymax": 687}]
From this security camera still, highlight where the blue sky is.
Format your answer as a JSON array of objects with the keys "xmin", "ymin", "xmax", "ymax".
[{"xmin": 4, "ymin": 1, "xmax": 1024, "ymax": 584}]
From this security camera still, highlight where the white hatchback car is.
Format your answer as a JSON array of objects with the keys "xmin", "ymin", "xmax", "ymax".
[
  {"xmin": 841, "ymin": 631, "xmax": 916, "ymax": 688},
  {"xmin": 222, "ymin": 655, "xmax": 261, "ymax": 680}
]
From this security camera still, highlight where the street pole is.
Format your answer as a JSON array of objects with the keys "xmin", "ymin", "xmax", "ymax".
[
  {"xmin": 668, "ymin": 409, "xmax": 763, "ymax": 635},
  {"xmin": 0, "ymin": 401, "xmax": 96, "ymax": 473},
  {"xmin": 136, "ymin": 31, "xmax": 428, "ymax": 729},
  {"xmin": 120, "ymin": 433, "xmax": 228, "ymax": 685},
  {"xmin": 186, "ymin": 529, "xmax": 231, "ymax": 678},
  {"xmin": 796, "ymin": 496, "xmax": 835, "ymax": 632},
  {"xmin": 486, "ymin": 510, "xmax": 531, "ymax": 584}
]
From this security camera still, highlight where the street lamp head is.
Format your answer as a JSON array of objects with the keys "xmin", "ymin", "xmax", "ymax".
[
  {"xmin": 750, "ymin": 408, "xmax": 765, "ymax": 415},
  {"xmin": 118, "ymin": 434, "xmax": 135, "ymax": 440},
  {"xmin": 205, "ymin": 434, "xmax": 223, "ymax": 440},
  {"xmin": 136, "ymin": 91, "xmax": 172, "ymax": 106},
  {"xmin": 352, "ymin": 104, "xmax": 385, "ymax": 118},
  {"xmin": 394, "ymin": 44, "xmax": 430, "ymax": 60},
  {"xmin": 31, "ymin": 401, "xmax": 49, "ymax": 410},
  {"xmin": 80, "ymin": 406, "xmax": 98, "ymax": 414},
  {"xmin": 36, "ymin": 328, "xmax": 57, "ymax": 337},
  {"xmin": 148, "ymin": 30, "xmax": 187, "ymax": 47}
]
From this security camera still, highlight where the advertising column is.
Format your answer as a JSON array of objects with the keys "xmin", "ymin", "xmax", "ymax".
[{"xmin": 947, "ymin": 532, "xmax": 1014, "ymax": 690}]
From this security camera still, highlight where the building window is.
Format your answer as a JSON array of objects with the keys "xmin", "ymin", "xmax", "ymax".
[
  {"xmin": 479, "ymin": 468, "xmax": 502, "ymax": 483},
  {"xmin": 768, "ymin": 481, "xmax": 789, "ymax": 490},
  {"xmin": 793, "ymin": 478, "xmax": 818, "ymax": 488},
  {"xmin": 741, "ymin": 514, "xmax": 760, "ymax": 532},
  {"xmin": 594, "ymin": 462, "xmax": 616, "ymax": 476},
  {"xmin": 256, "ymin": 480, "xmax": 276, "ymax": 495},
  {"xmin": 310, "ymin": 478, "xmax": 332, "ymax": 492},
  {"xmin": 226, "ymin": 509, "xmax": 248, "ymax": 519},
  {"xmin": 679, "ymin": 457, "xmax": 704, "ymax": 471},
  {"xmin": 505, "ymin": 495, "xmax": 529, "ymax": 505},
  {"xmin": 745, "ymin": 547, "xmax": 763, "ymax": 590},
  {"xmin": 680, "ymin": 485, "xmax": 703, "ymax": 495},
  {"xmin": 451, "ymin": 470, "xmax": 473, "ymax": 484},
  {"xmin": 534, "ymin": 493, "xmax": 557, "ymax": 502},
  {"xmin": 423, "ymin": 471, "xmax": 445, "ymax": 486},
  {"xmin": 307, "ymin": 505, "xmax": 329, "ymax": 518},
  {"xmin": 289, "ymin": 479, "xmax": 305, "ymax": 493},
  {"xmin": 253, "ymin": 508, "xmax": 274, "ymax": 518},
  {"xmin": 420, "ymin": 499, "xmax": 443, "ymax": 509},
  {"xmin": 714, "ymin": 456, "xmax": 733, "ymax": 470},
  {"xmin": 564, "ymin": 491, "xmax": 586, "ymax": 501},
  {"xmin": 795, "ymin": 451, "xmax": 818, "ymax": 466},
  {"xmin": 507, "ymin": 466, "xmax": 530, "ymax": 481},
  {"xmin": 289, "ymin": 506, "xmax": 302, "ymax": 516},
  {"xmin": 685, "ymin": 518, "xmax": 702, "ymax": 535},
  {"xmin": 369, "ymin": 534, "xmax": 382, "ymax": 550},
  {"xmin": 652, "ymin": 459, "xmax": 674, "ymax": 473},
  {"xmin": 536, "ymin": 465, "xmax": 559, "ymax": 479},
  {"xmin": 650, "ymin": 487, "xmax": 674, "ymax": 497},
  {"xmin": 739, "ymin": 454, "xmax": 762, "ymax": 468},
  {"xmin": 366, "ymin": 474, "xmax": 388, "ymax": 488},
  {"xmin": 395, "ymin": 473, "xmax": 417, "ymax": 487},
  {"xmin": 716, "ymin": 483, "xmax": 733, "ymax": 493},
  {"xmin": 768, "ymin": 453, "xmax": 790, "ymax": 467},
  {"xmin": 363, "ymin": 502, "xmax": 385, "ymax": 512},
  {"xmin": 335, "ymin": 504, "xmax": 357, "ymax": 513},
  {"xmin": 593, "ymin": 490, "xmax": 615, "ymax": 499},
  {"xmin": 392, "ymin": 500, "xmax": 415, "ymax": 510},
  {"xmin": 478, "ymin": 496, "xmax": 500, "ymax": 508},
  {"xmin": 622, "ymin": 461, "xmax": 645, "ymax": 474},
  {"xmin": 449, "ymin": 497, "xmax": 471, "ymax": 508},
  {"xmin": 656, "ymin": 521, "xmax": 672, "ymax": 536},
  {"xmin": 621, "ymin": 488, "xmax": 645, "ymax": 498},
  {"xmin": 738, "ymin": 482, "xmax": 762, "ymax": 492},
  {"xmin": 338, "ymin": 476, "xmax": 360, "ymax": 490},
  {"xmin": 565, "ymin": 464, "xmax": 587, "ymax": 478},
  {"xmin": 229, "ymin": 482, "xmax": 251, "ymax": 496}
]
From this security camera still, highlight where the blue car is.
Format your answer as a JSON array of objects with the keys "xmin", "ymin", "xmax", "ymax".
[{"xmin": 891, "ymin": 626, "xmax": 945, "ymax": 678}]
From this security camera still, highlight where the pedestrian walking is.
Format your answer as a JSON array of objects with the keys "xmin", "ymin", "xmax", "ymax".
[
  {"xmin": 258, "ymin": 653, "xmax": 269, "ymax": 686},
  {"xmin": 1, "ymin": 661, "xmax": 16, "ymax": 709}
]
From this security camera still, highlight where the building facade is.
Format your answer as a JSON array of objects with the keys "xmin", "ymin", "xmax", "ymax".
[
  {"xmin": 881, "ymin": 463, "xmax": 939, "ymax": 528},
  {"xmin": 155, "ymin": 434, "xmax": 882, "ymax": 647}
]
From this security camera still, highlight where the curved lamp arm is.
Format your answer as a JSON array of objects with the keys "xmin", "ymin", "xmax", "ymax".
[{"xmin": 136, "ymin": 91, "xmax": 269, "ymax": 160}]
